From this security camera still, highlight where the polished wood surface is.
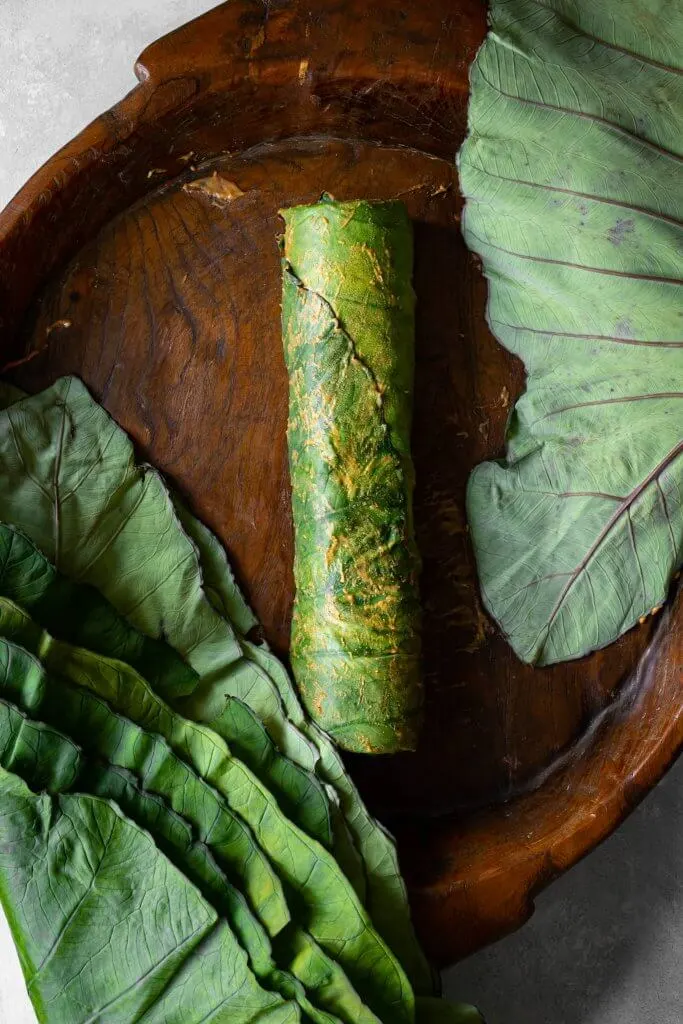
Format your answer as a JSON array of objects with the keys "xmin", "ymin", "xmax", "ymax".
[{"xmin": 0, "ymin": 0, "xmax": 680, "ymax": 965}]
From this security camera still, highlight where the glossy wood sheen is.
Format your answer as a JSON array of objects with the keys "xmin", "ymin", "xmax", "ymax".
[{"xmin": 0, "ymin": 0, "xmax": 680, "ymax": 965}]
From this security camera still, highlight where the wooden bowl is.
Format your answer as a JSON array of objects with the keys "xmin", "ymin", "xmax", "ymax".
[{"xmin": 1, "ymin": 0, "xmax": 680, "ymax": 966}]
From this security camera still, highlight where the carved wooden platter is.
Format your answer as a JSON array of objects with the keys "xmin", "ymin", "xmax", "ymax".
[{"xmin": 0, "ymin": 0, "xmax": 680, "ymax": 965}]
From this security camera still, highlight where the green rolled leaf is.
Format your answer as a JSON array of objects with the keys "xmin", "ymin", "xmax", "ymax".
[
  {"xmin": 459, "ymin": 0, "xmax": 683, "ymax": 664},
  {"xmin": 281, "ymin": 196, "xmax": 422, "ymax": 754}
]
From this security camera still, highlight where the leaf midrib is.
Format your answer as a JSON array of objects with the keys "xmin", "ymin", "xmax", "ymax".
[
  {"xmin": 466, "ymin": 229, "xmax": 683, "ymax": 285},
  {"xmin": 476, "ymin": 67, "xmax": 683, "ymax": 163},
  {"xmin": 515, "ymin": 0, "xmax": 683, "ymax": 75},
  {"xmin": 535, "ymin": 440, "xmax": 683, "ymax": 657},
  {"xmin": 461, "ymin": 170, "xmax": 683, "ymax": 229},
  {"xmin": 490, "ymin": 320, "xmax": 683, "ymax": 348}
]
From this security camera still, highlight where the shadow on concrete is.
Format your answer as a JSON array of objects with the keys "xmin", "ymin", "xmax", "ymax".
[{"xmin": 443, "ymin": 755, "xmax": 683, "ymax": 1024}]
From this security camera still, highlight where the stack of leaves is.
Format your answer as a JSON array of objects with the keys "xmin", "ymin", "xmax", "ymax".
[
  {"xmin": 460, "ymin": 0, "xmax": 683, "ymax": 663},
  {"xmin": 0, "ymin": 377, "xmax": 479, "ymax": 1024}
]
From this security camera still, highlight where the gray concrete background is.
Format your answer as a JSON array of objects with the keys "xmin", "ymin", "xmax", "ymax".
[{"xmin": 0, "ymin": 4, "xmax": 680, "ymax": 1022}]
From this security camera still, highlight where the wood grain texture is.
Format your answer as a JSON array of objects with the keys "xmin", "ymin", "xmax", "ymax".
[{"xmin": 0, "ymin": 0, "xmax": 680, "ymax": 966}]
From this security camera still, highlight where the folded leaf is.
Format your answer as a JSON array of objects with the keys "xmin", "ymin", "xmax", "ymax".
[
  {"xmin": 0, "ymin": 700, "xmax": 81, "ymax": 793},
  {"xmin": 0, "ymin": 522, "xmax": 197, "ymax": 695},
  {"xmin": 276, "ymin": 929, "xmax": 382, "ymax": 1024},
  {"xmin": 0, "ymin": 378, "xmax": 433, "ymax": 994},
  {"xmin": 0, "ymin": 646, "xmax": 372, "ymax": 1024},
  {"xmin": 173, "ymin": 495, "xmax": 259, "ymax": 635},
  {"xmin": 0, "ymin": 517, "xmax": 361, "ymax": 903},
  {"xmin": 0, "ymin": 377, "xmax": 315, "ymax": 764},
  {"xmin": 0, "ymin": 694, "xmax": 277, "ymax": 980},
  {"xmin": 0, "ymin": 599, "xmax": 414, "ymax": 1024},
  {"xmin": 0, "ymin": 769, "xmax": 300, "ymax": 1024},
  {"xmin": 0, "ymin": 623, "xmax": 289, "ymax": 941},
  {"xmin": 459, "ymin": 0, "xmax": 683, "ymax": 664},
  {"xmin": 0, "ymin": 522, "xmax": 334, "ymax": 852},
  {"xmin": 217, "ymin": 696, "xmax": 333, "ymax": 850}
]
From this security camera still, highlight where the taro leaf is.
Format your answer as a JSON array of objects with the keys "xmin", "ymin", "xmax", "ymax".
[
  {"xmin": 0, "ymin": 620, "xmax": 289, "ymax": 942},
  {"xmin": 0, "ymin": 644, "xmax": 371, "ymax": 1024},
  {"xmin": 275, "ymin": 929, "xmax": 383, "ymax": 1024},
  {"xmin": 0, "ymin": 600, "xmax": 414, "ymax": 1024},
  {"xmin": 0, "ymin": 700, "xmax": 81, "ymax": 793},
  {"xmin": 0, "ymin": 522, "xmax": 196, "ymax": 696},
  {"xmin": 0, "ymin": 522, "xmax": 333, "ymax": 851},
  {"xmin": 217, "ymin": 697, "xmax": 333, "ymax": 850},
  {"xmin": 173, "ymin": 495, "xmax": 259, "ymax": 635},
  {"xmin": 0, "ymin": 692, "xmax": 278, "ymax": 983},
  {"xmin": 459, "ymin": 0, "xmax": 683, "ymax": 665},
  {"xmin": 0, "ymin": 714, "xmax": 343, "ymax": 1024},
  {"xmin": 0, "ymin": 376, "xmax": 316, "ymax": 769},
  {"xmin": 0, "ymin": 769, "xmax": 300, "ymax": 1024},
  {"xmin": 0, "ymin": 377, "xmax": 433, "ymax": 995}
]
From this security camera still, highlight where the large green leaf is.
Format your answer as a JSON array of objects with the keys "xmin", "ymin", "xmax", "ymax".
[
  {"xmin": 216, "ymin": 696, "xmax": 333, "ymax": 851},
  {"xmin": 0, "ymin": 619, "xmax": 289, "ymax": 940},
  {"xmin": 459, "ymin": 0, "xmax": 683, "ymax": 664},
  {"xmin": 0, "ymin": 704, "xmax": 475, "ymax": 1024},
  {"xmin": 0, "ymin": 599, "xmax": 414, "ymax": 1024},
  {"xmin": 0, "ymin": 378, "xmax": 433, "ymax": 995},
  {"xmin": 0, "ymin": 771, "xmax": 301, "ymax": 1024},
  {"xmin": 275, "ymin": 929, "xmax": 383, "ymax": 1024},
  {"xmin": 0, "ymin": 522, "xmax": 197, "ymax": 695},
  {"xmin": 0, "ymin": 376, "xmax": 316, "ymax": 764},
  {"xmin": 0, "ymin": 700, "xmax": 81, "ymax": 793},
  {"xmin": 173, "ymin": 495, "xmax": 259, "ymax": 635},
  {"xmin": 0, "ymin": 640, "xmax": 384, "ymax": 1024},
  {"xmin": 0, "ymin": 521, "xmax": 333, "ymax": 851},
  {"xmin": 0, "ymin": 726, "xmax": 349, "ymax": 1023},
  {"xmin": 0, "ymin": 693, "xmax": 277, "ymax": 977}
]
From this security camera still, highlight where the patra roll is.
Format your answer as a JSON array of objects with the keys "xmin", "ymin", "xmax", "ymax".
[{"xmin": 280, "ymin": 196, "xmax": 422, "ymax": 754}]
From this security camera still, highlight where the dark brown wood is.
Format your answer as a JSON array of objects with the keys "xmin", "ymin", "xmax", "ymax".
[{"xmin": 0, "ymin": 0, "xmax": 680, "ymax": 967}]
